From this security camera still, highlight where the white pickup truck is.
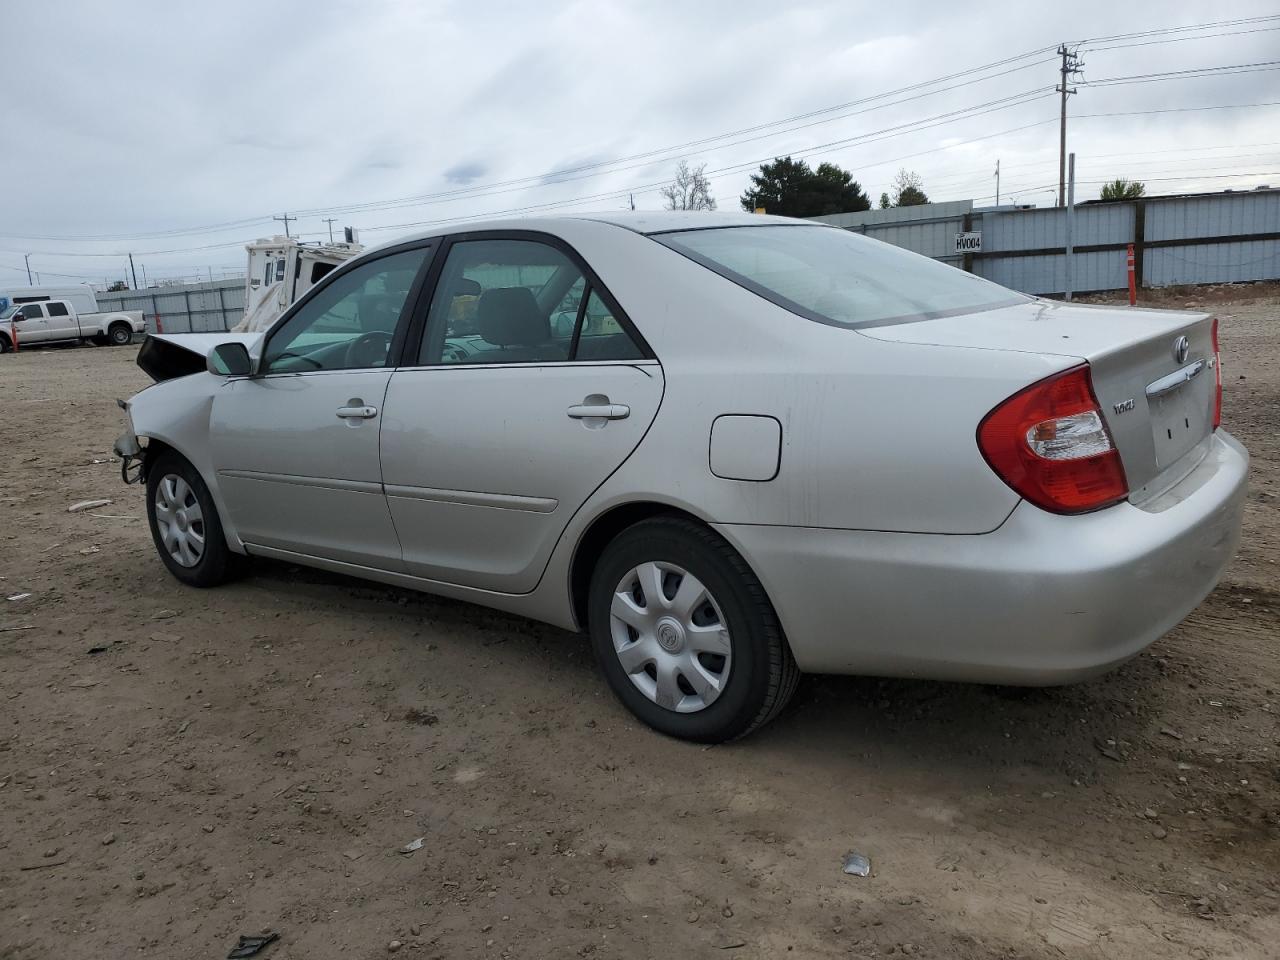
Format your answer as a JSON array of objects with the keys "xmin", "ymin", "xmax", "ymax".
[{"xmin": 0, "ymin": 299, "xmax": 146, "ymax": 352}]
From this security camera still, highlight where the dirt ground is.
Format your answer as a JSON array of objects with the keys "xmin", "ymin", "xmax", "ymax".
[{"xmin": 1, "ymin": 284, "xmax": 1277, "ymax": 960}]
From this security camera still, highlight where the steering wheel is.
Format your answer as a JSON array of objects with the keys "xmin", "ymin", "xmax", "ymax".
[{"xmin": 344, "ymin": 330, "xmax": 393, "ymax": 368}]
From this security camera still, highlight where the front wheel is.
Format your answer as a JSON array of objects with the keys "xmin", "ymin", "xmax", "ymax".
[
  {"xmin": 588, "ymin": 517, "xmax": 799, "ymax": 742},
  {"xmin": 145, "ymin": 452, "xmax": 242, "ymax": 587}
]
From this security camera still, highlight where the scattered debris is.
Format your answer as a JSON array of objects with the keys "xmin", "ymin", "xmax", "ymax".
[
  {"xmin": 400, "ymin": 837, "xmax": 426, "ymax": 855},
  {"xmin": 1094, "ymin": 739, "xmax": 1125, "ymax": 762},
  {"xmin": 101, "ymin": 832, "xmax": 117, "ymax": 845},
  {"xmin": 1208, "ymin": 700, "xmax": 1225, "ymax": 707},
  {"xmin": 1159, "ymin": 727, "xmax": 1183, "ymax": 740},
  {"xmin": 403, "ymin": 708, "xmax": 439, "ymax": 726},
  {"xmin": 0, "ymin": 625, "xmax": 36, "ymax": 633},
  {"xmin": 1152, "ymin": 826, "xmax": 1168, "ymax": 840},
  {"xmin": 68, "ymin": 499, "xmax": 113, "ymax": 513},
  {"xmin": 342, "ymin": 850, "xmax": 364, "ymax": 861},
  {"xmin": 841, "ymin": 851, "xmax": 872, "ymax": 877},
  {"xmin": 226, "ymin": 932, "xmax": 279, "ymax": 959},
  {"xmin": 69, "ymin": 679, "xmax": 100, "ymax": 688},
  {"xmin": 149, "ymin": 632, "xmax": 181, "ymax": 642},
  {"xmin": 177, "ymin": 719, "xmax": 191, "ymax": 734},
  {"xmin": 79, "ymin": 546, "xmax": 101, "ymax": 555},
  {"xmin": 718, "ymin": 943, "xmax": 747, "ymax": 951},
  {"xmin": 20, "ymin": 857, "xmax": 71, "ymax": 871},
  {"xmin": 151, "ymin": 610, "xmax": 179, "ymax": 621},
  {"xmin": 6, "ymin": 593, "xmax": 31, "ymax": 602},
  {"xmin": 387, "ymin": 941, "xmax": 403, "ymax": 952}
]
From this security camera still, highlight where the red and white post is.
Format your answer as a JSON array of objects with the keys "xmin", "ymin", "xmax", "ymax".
[
  {"xmin": 9, "ymin": 320, "xmax": 17, "ymax": 353},
  {"xmin": 1126, "ymin": 243, "xmax": 1137, "ymax": 306}
]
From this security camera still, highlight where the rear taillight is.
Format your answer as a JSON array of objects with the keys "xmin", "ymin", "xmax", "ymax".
[
  {"xmin": 1211, "ymin": 317, "xmax": 1223, "ymax": 430},
  {"xmin": 978, "ymin": 364, "xmax": 1128, "ymax": 514}
]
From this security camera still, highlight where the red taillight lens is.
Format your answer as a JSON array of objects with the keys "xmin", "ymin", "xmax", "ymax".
[
  {"xmin": 978, "ymin": 364, "xmax": 1129, "ymax": 514},
  {"xmin": 1211, "ymin": 317, "xmax": 1223, "ymax": 430}
]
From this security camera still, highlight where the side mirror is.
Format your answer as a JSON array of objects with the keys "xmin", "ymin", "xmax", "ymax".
[{"xmin": 207, "ymin": 342, "xmax": 253, "ymax": 377}]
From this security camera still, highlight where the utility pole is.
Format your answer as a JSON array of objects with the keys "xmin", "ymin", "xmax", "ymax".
[
  {"xmin": 141, "ymin": 263, "xmax": 148, "ymax": 288},
  {"xmin": 1056, "ymin": 44, "xmax": 1082, "ymax": 208},
  {"xmin": 322, "ymin": 217, "xmax": 337, "ymax": 243},
  {"xmin": 994, "ymin": 159, "xmax": 1000, "ymax": 206},
  {"xmin": 128, "ymin": 253, "xmax": 139, "ymax": 290},
  {"xmin": 629, "ymin": 194, "xmax": 635, "ymax": 211},
  {"xmin": 24, "ymin": 254, "xmax": 32, "ymax": 284},
  {"xmin": 1065, "ymin": 152, "xmax": 1076, "ymax": 302},
  {"xmin": 273, "ymin": 212, "xmax": 296, "ymax": 238}
]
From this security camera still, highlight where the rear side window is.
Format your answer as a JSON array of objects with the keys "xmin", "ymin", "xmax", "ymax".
[
  {"xmin": 657, "ymin": 225, "xmax": 1026, "ymax": 329},
  {"xmin": 418, "ymin": 238, "xmax": 645, "ymax": 365},
  {"xmin": 46, "ymin": 302, "xmax": 69, "ymax": 317}
]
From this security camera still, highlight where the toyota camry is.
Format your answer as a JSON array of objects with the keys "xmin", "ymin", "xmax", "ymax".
[{"xmin": 114, "ymin": 212, "xmax": 1249, "ymax": 742}]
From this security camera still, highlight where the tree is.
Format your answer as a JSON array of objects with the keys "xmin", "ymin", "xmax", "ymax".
[
  {"xmin": 889, "ymin": 168, "xmax": 929, "ymax": 207},
  {"xmin": 879, "ymin": 192, "xmax": 891, "ymax": 210},
  {"xmin": 739, "ymin": 156, "xmax": 871, "ymax": 217},
  {"xmin": 1100, "ymin": 178, "xmax": 1146, "ymax": 201},
  {"xmin": 660, "ymin": 160, "xmax": 717, "ymax": 211}
]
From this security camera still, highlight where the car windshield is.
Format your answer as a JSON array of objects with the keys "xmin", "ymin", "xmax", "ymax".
[{"xmin": 657, "ymin": 224, "xmax": 1028, "ymax": 328}]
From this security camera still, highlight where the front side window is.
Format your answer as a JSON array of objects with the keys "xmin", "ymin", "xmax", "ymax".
[
  {"xmin": 46, "ymin": 302, "xmax": 69, "ymax": 317},
  {"xmin": 19, "ymin": 304, "xmax": 44, "ymax": 319},
  {"xmin": 261, "ymin": 247, "xmax": 430, "ymax": 374},
  {"xmin": 658, "ymin": 225, "xmax": 1027, "ymax": 329}
]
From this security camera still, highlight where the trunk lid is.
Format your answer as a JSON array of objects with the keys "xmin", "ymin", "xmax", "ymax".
[{"xmin": 860, "ymin": 299, "xmax": 1217, "ymax": 499}]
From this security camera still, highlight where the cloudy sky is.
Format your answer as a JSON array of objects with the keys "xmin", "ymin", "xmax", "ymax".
[{"xmin": 2, "ymin": 0, "xmax": 1278, "ymax": 287}]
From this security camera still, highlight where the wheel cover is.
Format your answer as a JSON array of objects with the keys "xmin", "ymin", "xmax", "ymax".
[
  {"xmin": 609, "ymin": 561, "xmax": 732, "ymax": 713},
  {"xmin": 154, "ymin": 474, "xmax": 205, "ymax": 568},
  {"xmin": 112, "ymin": 328, "xmax": 129, "ymax": 343}
]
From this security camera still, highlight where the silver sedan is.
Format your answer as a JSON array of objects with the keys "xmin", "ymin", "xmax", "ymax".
[{"xmin": 115, "ymin": 212, "xmax": 1249, "ymax": 742}]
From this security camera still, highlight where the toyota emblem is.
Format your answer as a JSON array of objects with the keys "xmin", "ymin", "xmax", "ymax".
[{"xmin": 1172, "ymin": 335, "xmax": 1190, "ymax": 365}]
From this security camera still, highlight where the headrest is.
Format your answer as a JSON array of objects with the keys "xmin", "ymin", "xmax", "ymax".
[{"xmin": 477, "ymin": 287, "xmax": 548, "ymax": 347}]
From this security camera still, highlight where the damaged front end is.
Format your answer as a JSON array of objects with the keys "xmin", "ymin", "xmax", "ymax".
[
  {"xmin": 113, "ymin": 332, "xmax": 260, "ymax": 486},
  {"xmin": 113, "ymin": 398, "xmax": 146, "ymax": 485}
]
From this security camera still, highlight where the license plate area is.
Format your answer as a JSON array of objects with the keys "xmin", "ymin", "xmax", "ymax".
[{"xmin": 1149, "ymin": 382, "xmax": 1210, "ymax": 469}]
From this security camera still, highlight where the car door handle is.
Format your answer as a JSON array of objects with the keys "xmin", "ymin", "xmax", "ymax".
[
  {"xmin": 336, "ymin": 404, "xmax": 378, "ymax": 419},
  {"xmin": 567, "ymin": 403, "xmax": 630, "ymax": 420}
]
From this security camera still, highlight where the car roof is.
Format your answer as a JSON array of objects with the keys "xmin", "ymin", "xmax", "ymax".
[{"xmin": 376, "ymin": 210, "xmax": 817, "ymax": 249}]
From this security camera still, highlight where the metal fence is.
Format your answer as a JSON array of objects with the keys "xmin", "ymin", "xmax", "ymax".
[
  {"xmin": 813, "ymin": 187, "xmax": 1280, "ymax": 296},
  {"xmin": 95, "ymin": 278, "xmax": 244, "ymax": 333}
]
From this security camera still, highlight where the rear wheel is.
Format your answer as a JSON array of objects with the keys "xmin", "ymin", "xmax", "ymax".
[
  {"xmin": 588, "ymin": 517, "xmax": 799, "ymax": 742},
  {"xmin": 145, "ymin": 452, "xmax": 241, "ymax": 587},
  {"xmin": 108, "ymin": 323, "xmax": 133, "ymax": 346}
]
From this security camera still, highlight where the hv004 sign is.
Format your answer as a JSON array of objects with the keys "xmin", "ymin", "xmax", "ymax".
[{"xmin": 954, "ymin": 232, "xmax": 982, "ymax": 253}]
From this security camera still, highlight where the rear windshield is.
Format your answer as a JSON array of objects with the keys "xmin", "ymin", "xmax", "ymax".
[{"xmin": 656, "ymin": 224, "xmax": 1027, "ymax": 328}]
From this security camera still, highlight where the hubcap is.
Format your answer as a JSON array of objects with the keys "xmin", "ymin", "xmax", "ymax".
[
  {"xmin": 154, "ymin": 474, "xmax": 205, "ymax": 568},
  {"xmin": 608, "ymin": 561, "xmax": 732, "ymax": 714}
]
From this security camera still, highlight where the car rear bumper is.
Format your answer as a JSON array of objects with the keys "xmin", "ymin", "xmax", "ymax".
[{"xmin": 715, "ymin": 430, "xmax": 1249, "ymax": 683}]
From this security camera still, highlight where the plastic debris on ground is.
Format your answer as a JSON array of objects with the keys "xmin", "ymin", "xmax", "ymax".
[
  {"xmin": 841, "ymin": 851, "xmax": 872, "ymax": 877},
  {"xmin": 400, "ymin": 836, "xmax": 426, "ymax": 855},
  {"xmin": 7, "ymin": 593, "xmax": 31, "ymax": 601},
  {"xmin": 227, "ymin": 932, "xmax": 279, "ymax": 958},
  {"xmin": 67, "ymin": 499, "xmax": 113, "ymax": 513}
]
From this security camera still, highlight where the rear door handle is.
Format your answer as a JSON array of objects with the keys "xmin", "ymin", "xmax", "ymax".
[
  {"xmin": 336, "ymin": 404, "xmax": 378, "ymax": 419},
  {"xmin": 567, "ymin": 403, "xmax": 630, "ymax": 420}
]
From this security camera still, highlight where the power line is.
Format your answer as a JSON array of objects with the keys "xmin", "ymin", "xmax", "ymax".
[{"xmin": 1082, "ymin": 60, "xmax": 1280, "ymax": 86}]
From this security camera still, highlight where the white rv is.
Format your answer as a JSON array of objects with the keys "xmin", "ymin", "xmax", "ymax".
[
  {"xmin": 0, "ymin": 284, "xmax": 100, "ymax": 315},
  {"xmin": 234, "ymin": 235, "xmax": 363, "ymax": 332}
]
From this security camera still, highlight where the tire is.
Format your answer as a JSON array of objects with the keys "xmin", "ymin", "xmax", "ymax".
[
  {"xmin": 108, "ymin": 323, "xmax": 133, "ymax": 346},
  {"xmin": 0, "ymin": 334, "xmax": 11, "ymax": 354},
  {"xmin": 145, "ymin": 452, "xmax": 242, "ymax": 587},
  {"xmin": 587, "ymin": 516, "xmax": 800, "ymax": 742}
]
